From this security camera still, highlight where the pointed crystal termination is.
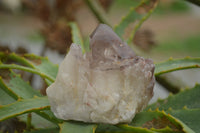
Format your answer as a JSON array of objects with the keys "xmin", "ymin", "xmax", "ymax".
[
  {"xmin": 46, "ymin": 24, "xmax": 155, "ymax": 124},
  {"xmin": 89, "ymin": 24, "xmax": 136, "ymax": 69}
]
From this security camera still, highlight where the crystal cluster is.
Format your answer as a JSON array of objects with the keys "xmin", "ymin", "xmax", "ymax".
[{"xmin": 46, "ymin": 24, "xmax": 155, "ymax": 124}]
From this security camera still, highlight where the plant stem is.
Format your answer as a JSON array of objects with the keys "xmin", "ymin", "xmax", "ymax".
[
  {"xmin": 85, "ymin": 0, "xmax": 110, "ymax": 26},
  {"xmin": 26, "ymin": 113, "xmax": 32, "ymax": 131}
]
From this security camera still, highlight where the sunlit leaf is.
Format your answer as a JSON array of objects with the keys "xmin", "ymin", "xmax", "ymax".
[
  {"xmin": 117, "ymin": 124, "xmax": 157, "ymax": 133},
  {"xmin": 69, "ymin": 22, "xmax": 85, "ymax": 53},
  {"xmin": 0, "ymin": 87, "xmax": 15, "ymax": 105},
  {"xmin": 155, "ymin": 57, "xmax": 200, "ymax": 76},
  {"xmin": 169, "ymin": 109, "xmax": 200, "ymax": 133},
  {"xmin": 0, "ymin": 69, "xmax": 60, "ymax": 124},
  {"xmin": 130, "ymin": 110, "xmax": 194, "ymax": 133},
  {"xmin": 0, "ymin": 52, "xmax": 58, "ymax": 85},
  {"xmin": 0, "ymin": 71, "xmax": 41, "ymax": 99},
  {"xmin": 96, "ymin": 124, "xmax": 156, "ymax": 133},
  {"xmin": 0, "ymin": 97, "xmax": 50, "ymax": 122},
  {"xmin": 59, "ymin": 121, "xmax": 97, "ymax": 133},
  {"xmin": 146, "ymin": 84, "xmax": 200, "ymax": 110}
]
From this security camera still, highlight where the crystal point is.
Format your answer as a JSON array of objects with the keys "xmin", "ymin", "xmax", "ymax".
[
  {"xmin": 46, "ymin": 24, "xmax": 155, "ymax": 124},
  {"xmin": 90, "ymin": 24, "xmax": 135, "ymax": 68}
]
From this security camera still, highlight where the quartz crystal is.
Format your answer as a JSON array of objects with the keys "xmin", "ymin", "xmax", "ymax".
[{"xmin": 46, "ymin": 24, "xmax": 155, "ymax": 124}]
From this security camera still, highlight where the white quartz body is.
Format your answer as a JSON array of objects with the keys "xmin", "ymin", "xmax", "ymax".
[{"xmin": 46, "ymin": 43, "xmax": 154, "ymax": 124}]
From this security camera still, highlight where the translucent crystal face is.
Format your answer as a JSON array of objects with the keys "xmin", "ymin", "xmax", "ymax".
[
  {"xmin": 89, "ymin": 24, "xmax": 136, "ymax": 69},
  {"xmin": 46, "ymin": 24, "xmax": 155, "ymax": 124}
]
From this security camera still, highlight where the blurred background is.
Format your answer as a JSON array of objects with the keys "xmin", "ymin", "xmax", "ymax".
[{"xmin": 0, "ymin": 0, "xmax": 200, "ymax": 103}]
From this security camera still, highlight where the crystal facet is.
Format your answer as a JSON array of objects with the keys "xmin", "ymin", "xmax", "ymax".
[{"xmin": 46, "ymin": 24, "xmax": 155, "ymax": 124}]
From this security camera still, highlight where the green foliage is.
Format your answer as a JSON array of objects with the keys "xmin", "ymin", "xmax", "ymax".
[
  {"xmin": 96, "ymin": 123, "xmax": 156, "ymax": 133},
  {"xmin": 0, "ymin": 97, "xmax": 49, "ymax": 121},
  {"xmin": 146, "ymin": 84, "xmax": 200, "ymax": 110},
  {"xmin": 59, "ymin": 122, "xmax": 97, "ymax": 133},
  {"xmin": 0, "ymin": 88, "xmax": 15, "ymax": 105},
  {"xmin": 131, "ymin": 110, "xmax": 194, "ymax": 133},
  {"xmin": 114, "ymin": 0, "xmax": 158, "ymax": 44},
  {"xmin": 117, "ymin": 124, "xmax": 156, "ymax": 133},
  {"xmin": 0, "ymin": 53, "xmax": 58, "ymax": 85},
  {"xmin": 145, "ymin": 84, "xmax": 200, "ymax": 133},
  {"xmin": 69, "ymin": 22, "xmax": 85, "ymax": 53},
  {"xmin": 0, "ymin": 68, "xmax": 60, "ymax": 125},
  {"xmin": 169, "ymin": 109, "xmax": 200, "ymax": 133},
  {"xmin": 1, "ymin": 0, "xmax": 200, "ymax": 132},
  {"xmin": 0, "ymin": 71, "xmax": 42, "ymax": 99},
  {"xmin": 1, "ymin": 49, "xmax": 200, "ymax": 132},
  {"xmin": 155, "ymin": 57, "xmax": 200, "ymax": 76},
  {"xmin": 24, "ymin": 127, "xmax": 59, "ymax": 133}
]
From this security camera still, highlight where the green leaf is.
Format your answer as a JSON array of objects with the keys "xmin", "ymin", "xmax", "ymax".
[
  {"xmin": 96, "ymin": 124, "xmax": 126, "ymax": 133},
  {"xmin": 59, "ymin": 121, "xmax": 97, "ymax": 133},
  {"xmin": 0, "ymin": 52, "xmax": 33, "ymax": 67},
  {"xmin": 155, "ymin": 57, "xmax": 200, "ymax": 76},
  {"xmin": 168, "ymin": 109, "xmax": 200, "ymax": 133},
  {"xmin": 18, "ymin": 113, "xmax": 57, "ymax": 129},
  {"xmin": 0, "ymin": 64, "xmax": 55, "ymax": 83},
  {"xmin": 37, "ymin": 110, "xmax": 62, "ymax": 124},
  {"xmin": 0, "ymin": 76, "xmax": 19, "ymax": 100},
  {"xmin": 0, "ymin": 87, "xmax": 15, "ymax": 105},
  {"xmin": 130, "ymin": 110, "xmax": 194, "ymax": 133},
  {"xmin": 0, "ymin": 52, "xmax": 58, "ymax": 84},
  {"xmin": 144, "ymin": 85, "xmax": 200, "ymax": 132},
  {"xmin": 146, "ymin": 84, "xmax": 200, "ymax": 111},
  {"xmin": 69, "ymin": 22, "xmax": 85, "ymax": 53},
  {"xmin": 114, "ymin": 1, "xmax": 144, "ymax": 38},
  {"xmin": 114, "ymin": 0, "xmax": 158, "ymax": 44},
  {"xmin": 24, "ymin": 127, "xmax": 59, "ymax": 133},
  {"xmin": 126, "ymin": 1, "xmax": 158, "ymax": 44},
  {"xmin": 0, "ymin": 97, "xmax": 50, "ymax": 122},
  {"xmin": 0, "ymin": 71, "xmax": 41, "ymax": 99},
  {"xmin": 24, "ymin": 54, "xmax": 58, "ymax": 81},
  {"xmin": 0, "ymin": 69, "xmax": 61, "ymax": 124},
  {"xmin": 0, "ymin": 70, "xmax": 35, "ymax": 100},
  {"xmin": 117, "ymin": 124, "xmax": 157, "ymax": 133},
  {"xmin": 0, "ymin": 53, "xmax": 62, "ymax": 125},
  {"xmin": 96, "ymin": 124, "xmax": 156, "ymax": 133}
]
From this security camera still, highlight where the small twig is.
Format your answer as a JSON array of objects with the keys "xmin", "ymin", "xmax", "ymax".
[
  {"xmin": 26, "ymin": 113, "xmax": 32, "ymax": 131},
  {"xmin": 185, "ymin": 0, "xmax": 200, "ymax": 6},
  {"xmin": 85, "ymin": 0, "xmax": 110, "ymax": 26}
]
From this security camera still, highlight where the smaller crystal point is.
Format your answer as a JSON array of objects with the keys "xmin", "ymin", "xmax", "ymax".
[
  {"xmin": 46, "ymin": 24, "xmax": 155, "ymax": 124},
  {"xmin": 90, "ymin": 24, "xmax": 135, "ymax": 68}
]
